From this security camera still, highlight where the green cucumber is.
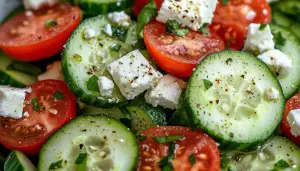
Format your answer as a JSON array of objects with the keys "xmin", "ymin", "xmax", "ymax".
[
  {"xmin": 4, "ymin": 150, "xmax": 36, "ymax": 171},
  {"xmin": 38, "ymin": 115, "xmax": 138, "ymax": 171},
  {"xmin": 221, "ymin": 136, "xmax": 300, "ymax": 171},
  {"xmin": 62, "ymin": 14, "xmax": 138, "ymax": 108},
  {"xmin": 272, "ymin": 11, "xmax": 300, "ymax": 39},
  {"xmin": 186, "ymin": 51, "xmax": 285, "ymax": 150},
  {"xmin": 270, "ymin": 25, "xmax": 300, "ymax": 99}
]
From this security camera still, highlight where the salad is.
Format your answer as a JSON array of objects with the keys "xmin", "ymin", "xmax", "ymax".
[{"xmin": 0, "ymin": 0, "xmax": 299, "ymax": 170}]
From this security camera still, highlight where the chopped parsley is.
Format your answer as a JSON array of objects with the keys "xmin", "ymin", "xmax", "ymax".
[
  {"xmin": 53, "ymin": 91, "xmax": 64, "ymax": 100},
  {"xmin": 111, "ymin": 26, "xmax": 128, "ymax": 42},
  {"xmin": 199, "ymin": 23, "xmax": 209, "ymax": 35},
  {"xmin": 221, "ymin": 0, "xmax": 229, "ymax": 5},
  {"xmin": 188, "ymin": 153, "xmax": 196, "ymax": 165},
  {"xmin": 45, "ymin": 19, "xmax": 57, "ymax": 28},
  {"xmin": 157, "ymin": 142, "xmax": 176, "ymax": 171},
  {"xmin": 259, "ymin": 24, "xmax": 267, "ymax": 30},
  {"xmin": 75, "ymin": 153, "xmax": 87, "ymax": 164},
  {"xmin": 152, "ymin": 135, "xmax": 183, "ymax": 144},
  {"xmin": 111, "ymin": 44, "xmax": 122, "ymax": 52},
  {"xmin": 136, "ymin": 134, "xmax": 147, "ymax": 141},
  {"xmin": 203, "ymin": 79, "xmax": 213, "ymax": 90},
  {"xmin": 165, "ymin": 20, "xmax": 189, "ymax": 37},
  {"xmin": 273, "ymin": 32, "xmax": 286, "ymax": 49},
  {"xmin": 49, "ymin": 160, "xmax": 64, "ymax": 170},
  {"xmin": 274, "ymin": 159, "xmax": 290, "ymax": 169},
  {"xmin": 86, "ymin": 75, "xmax": 99, "ymax": 92},
  {"xmin": 31, "ymin": 98, "xmax": 40, "ymax": 112}
]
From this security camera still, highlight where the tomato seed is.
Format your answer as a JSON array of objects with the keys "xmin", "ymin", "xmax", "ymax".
[
  {"xmin": 15, "ymin": 126, "xmax": 21, "ymax": 132},
  {"xmin": 145, "ymin": 158, "xmax": 154, "ymax": 162},
  {"xmin": 142, "ymin": 166, "xmax": 152, "ymax": 171},
  {"xmin": 143, "ymin": 152, "xmax": 151, "ymax": 157},
  {"xmin": 49, "ymin": 108, "xmax": 58, "ymax": 115},
  {"xmin": 198, "ymin": 153, "xmax": 208, "ymax": 160}
]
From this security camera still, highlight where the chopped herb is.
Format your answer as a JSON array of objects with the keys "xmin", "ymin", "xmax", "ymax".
[
  {"xmin": 73, "ymin": 54, "xmax": 82, "ymax": 62},
  {"xmin": 136, "ymin": 134, "xmax": 147, "ymax": 141},
  {"xmin": 111, "ymin": 44, "xmax": 122, "ymax": 52},
  {"xmin": 274, "ymin": 159, "xmax": 290, "ymax": 168},
  {"xmin": 49, "ymin": 160, "xmax": 64, "ymax": 170},
  {"xmin": 199, "ymin": 23, "xmax": 209, "ymax": 35},
  {"xmin": 165, "ymin": 20, "xmax": 189, "ymax": 36},
  {"xmin": 259, "ymin": 24, "xmax": 267, "ymax": 30},
  {"xmin": 137, "ymin": 0, "xmax": 157, "ymax": 35},
  {"xmin": 157, "ymin": 142, "xmax": 176, "ymax": 171},
  {"xmin": 75, "ymin": 153, "xmax": 87, "ymax": 164},
  {"xmin": 221, "ymin": 0, "xmax": 229, "ymax": 5},
  {"xmin": 203, "ymin": 79, "xmax": 213, "ymax": 90},
  {"xmin": 86, "ymin": 75, "xmax": 99, "ymax": 92},
  {"xmin": 273, "ymin": 32, "xmax": 286, "ymax": 49},
  {"xmin": 45, "ymin": 19, "xmax": 57, "ymax": 28},
  {"xmin": 152, "ymin": 135, "xmax": 183, "ymax": 144},
  {"xmin": 188, "ymin": 153, "xmax": 196, "ymax": 165},
  {"xmin": 31, "ymin": 98, "xmax": 40, "ymax": 111},
  {"xmin": 111, "ymin": 26, "xmax": 128, "ymax": 42},
  {"xmin": 53, "ymin": 91, "xmax": 64, "ymax": 100}
]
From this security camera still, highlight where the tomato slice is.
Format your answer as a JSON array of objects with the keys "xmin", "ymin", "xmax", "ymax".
[
  {"xmin": 137, "ymin": 126, "xmax": 220, "ymax": 171},
  {"xmin": 144, "ymin": 21, "xmax": 225, "ymax": 78},
  {"xmin": 0, "ymin": 3, "xmax": 81, "ymax": 61},
  {"xmin": 133, "ymin": 0, "xmax": 163, "ymax": 16},
  {"xmin": 0, "ymin": 80, "xmax": 76, "ymax": 155},
  {"xmin": 211, "ymin": 0, "xmax": 271, "ymax": 50},
  {"xmin": 281, "ymin": 93, "xmax": 300, "ymax": 145}
]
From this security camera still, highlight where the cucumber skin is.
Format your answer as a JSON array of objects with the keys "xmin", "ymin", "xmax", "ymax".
[
  {"xmin": 185, "ymin": 50, "xmax": 285, "ymax": 151},
  {"xmin": 0, "ymin": 71, "xmax": 26, "ymax": 88},
  {"xmin": 4, "ymin": 150, "xmax": 36, "ymax": 171}
]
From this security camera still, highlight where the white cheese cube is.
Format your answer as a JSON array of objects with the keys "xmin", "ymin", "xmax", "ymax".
[
  {"xmin": 0, "ymin": 86, "xmax": 31, "ymax": 119},
  {"xmin": 84, "ymin": 28, "xmax": 96, "ymax": 39},
  {"xmin": 145, "ymin": 74, "xmax": 183, "ymax": 109},
  {"xmin": 243, "ymin": 24, "xmax": 275, "ymax": 55},
  {"xmin": 156, "ymin": 0, "xmax": 218, "ymax": 31},
  {"xmin": 257, "ymin": 49, "xmax": 292, "ymax": 76},
  {"xmin": 98, "ymin": 76, "xmax": 115, "ymax": 97},
  {"xmin": 23, "ymin": 0, "xmax": 57, "ymax": 10},
  {"xmin": 107, "ymin": 50, "xmax": 163, "ymax": 100},
  {"xmin": 287, "ymin": 109, "xmax": 300, "ymax": 137},
  {"xmin": 265, "ymin": 87, "xmax": 280, "ymax": 101},
  {"xmin": 103, "ymin": 24, "xmax": 113, "ymax": 36},
  {"xmin": 108, "ymin": 11, "xmax": 131, "ymax": 26}
]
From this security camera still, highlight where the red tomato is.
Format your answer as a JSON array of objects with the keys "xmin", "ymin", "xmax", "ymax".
[
  {"xmin": 211, "ymin": 0, "xmax": 271, "ymax": 50},
  {"xmin": 133, "ymin": 0, "xmax": 163, "ymax": 16},
  {"xmin": 0, "ymin": 80, "xmax": 76, "ymax": 155},
  {"xmin": 0, "ymin": 3, "xmax": 81, "ymax": 61},
  {"xmin": 281, "ymin": 93, "xmax": 300, "ymax": 145},
  {"xmin": 144, "ymin": 21, "xmax": 225, "ymax": 78},
  {"xmin": 137, "ymin": 126, "xmax": 220, "ymax": 171}
]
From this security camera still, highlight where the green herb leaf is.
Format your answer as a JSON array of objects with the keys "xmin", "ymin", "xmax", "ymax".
[
  {"xmin": 259, "ymin": 24, "xmax": 267, "ymax": 30},
  {"xmin": 166, "ymin": 20, "xmax": 189, "ymax": 36},
  {"xmin": 137, "ymin": 0, "xmax": 157, "ymax": 36},
  {"xmin": 75, "ymin": 153, "xmax": 87, "ymax": 164},
  {"xmin": 86, "ymin": 75, "xmax": 99, "ymax": 92},
  {"xmin": 111, "ymin": 26, "xmax": 128, "ymax": 42},
  {"xmin": 221, "ymin": 0, "xmax": 229, "ymax": 5},
  {"xmin": 49, "ymin": 160, "xmax": 64, "ymax": 170},
  {"xmin": 203, "ymin": 79, "xmax": 213, "ymax": 90},
  {"xmin": 152, "ymin": 135, "xmax": 183, "ymax": 144},
  {"xmin": 53, "ymin": 91, "xmax": 64, "ymax": 100},
  {"xmin": 157, "ymin": 142, "xmax": 176, "ymax": 171},
  {"xmin": 45, "ymin": 19, "xmax": 57, "ymax": 28},
  {"xmin": 111, "ymin": 44, "xmax": 122, "ymax": 52},
  {"xmin": 273, "ymin": 32, "xmax": 286, "ymax": 49},
  {"xmin": 188, "ymin": 153, "xmax": 196, "ymax": 165},
  {"xmin": 31, "ymin": 98, "xmax": 40, "ymax": 112},
  {"xmin": 274, "ymin": 159, "xmax": 290, "ymax": 168},
  {"xmin": 199, "ymin": 23, "xmax": 209, "ymax": 35},
  {"xmin": 136, "ymin": 134, "xmax": 147, "ymax": 141}
]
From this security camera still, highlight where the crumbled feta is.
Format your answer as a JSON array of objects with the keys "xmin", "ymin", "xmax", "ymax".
[
  {"xmin": 243, "ymin": 24, "xmax": 275, "ymax": 55},
  {"xmin": 107, "ymin": 50, "xmax": 163, "ymax": 100},
  {"xmin": 98, "ymin": 76, "xmax": 115, "ymax": 97},
  {"xmin": 265, "ymin": 87, "xmax": 280, "ymax": 101},
  {"xmin": 35, "ymin": 124, "xmax": 42, "ymax": 130},
  {"xmin": 103, "ymin": 24, "xmax": 113, "ymax": 36},
  {"xmin": 287, "ymin": 109, "xmax": 300, "ymax": 137},
  {"xmin": 257, "ymin": 49, "xmax": 292, "ymax": 76},
  {"xmin": 108, "ymin": 11, "xmax": 131, "ymax": 27},
  {"xmin": 156, "ymin": 0, "xmax": 218, "ymax": 31},
  {"xmin": 38, "ymin": 61, "xmax": 64, "ymax": 81},
  {"xmin": 25, "ymin": 10, "xmax": 33, "ymax": 17},
  {"xmin": 84, "ymin": 28, "xmax": 96, "ymax": 39},
  {"xmin": 145, "ymin": 75, "xmax": 183, "ymax": 109},
  {"xmin": 0, "ymin": 87, "xmax": 31, "ymax": 119},
  {"xmin": 23, "ymin": 111, "xmax": 29, "ymax": 117},
  {"xmin": 23, "ymin": 0, "xmax": 57, "ymax": 10}
]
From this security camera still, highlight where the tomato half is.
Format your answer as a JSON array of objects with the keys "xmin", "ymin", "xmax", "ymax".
[
  {"xmin": 144, "ymin": 21, "xmax": 225, "ymax": 78},
  {"xmin": 133, "ymin": 0, "xmax": 163, "ymax": 16},
  {"xmin": 211, "ymin": 0, "xmax": 271, "ymax": 50},
  {"xmin": 137, "ymin": 126, "xmax": 220, "ymax": 171},
  {"xmin": 0, "ymin": 80, "xmax": 76, "ymax": 155},
  {"xmin": 281, "ymin": 93, "xmax": 300, "ymax": 145},
  {"xmin": 0, "ymin": 3, "xmax": 81, "ymax": 61}
]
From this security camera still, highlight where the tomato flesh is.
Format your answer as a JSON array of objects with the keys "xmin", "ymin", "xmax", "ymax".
[
  {"xmin": 0, "ymin": 80, "xmax": 76, "ymax": 155},
  {"xmin": 138, "ymin": 126, "xmax": 220, "ymax": 171},
  {"xmin": 281, "ymin": 93, "xmax": 300, "ymax": 145},
  {"xmin": 0, "ymin": 3, "xmax": 81, "ymax": 61}
]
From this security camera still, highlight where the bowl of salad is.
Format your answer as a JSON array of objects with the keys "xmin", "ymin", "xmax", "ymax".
[{"xmin": 0, "ymin": 0, "xmax": 299, "ymax": 171}]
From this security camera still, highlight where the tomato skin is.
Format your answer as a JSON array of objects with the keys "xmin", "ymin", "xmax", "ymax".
[
  {"xmin": 144, "ymin": 21, "xmax": 225, "ymax": 78},
  {"xmin": 138, "ymin": 126, "xmax": 220, "ymax": 171},
  {"xmin": 281, "ymin": 93, "xmax": 300, "ymax": 145},
  {"xmin": 0, "ymin": 80, "xmax": 76, "ymax": 155},
  {"xmin": 133, "ymin": 0, "xmax": 163, "ymax": 16},
  {"xmin": 0, "ymin": 3, "xmax": 81, "ymax": 61}
]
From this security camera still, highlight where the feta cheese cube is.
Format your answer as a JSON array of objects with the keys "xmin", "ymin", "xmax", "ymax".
[
  {"xmin": 156, "ymin": 0, "xmax": 218, "ymax": 31},
  {"xmin": 108, "ymin": 11, "xmax": 131, "ymax": 26},
  {"xmin": 84, "ymin": 28, "xmax": 96, "ymax": 39},
  {"xmin": 287, "ymin": 109, "xmax": 300, "ymax": 137},
  {"xmin": 23, "ymin": 0, "xmax": 57, "ymax": 10},
  {"xmin": 98, "ymin": 76, "xmax": 115, "ymax": 97},
  {"xmin": 145, "ymin": 75, "xmax": 183, "ymax": 109},
  {"xmin": 257, "ymin": 49, "xmax": 292, "ymax": 76},
  {"xmin": 103, "ymin": 24, "xmax": 113, "ymax": 36},
  {"xmin": 0, "ymin": 86, "xmax": 31, "ymax": 119},
  {"xmin": 243, "ymin": 24, "xmax": 275, "ymax": 55},
  {"xmin": 265, "ymin": 87, "xmax": 280, "ymax": 101},
  {"xmin": 107, "ymin": 50, "xmax": 163, "ymax": 100}
]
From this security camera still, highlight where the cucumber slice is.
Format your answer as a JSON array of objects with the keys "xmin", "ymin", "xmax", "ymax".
[
  {"xmin": 186, "ymin": 51, "xmax": 285, "ymax": 149},
  {"xmin": 38, "ymin": 115, "xmax": 138, "ymax": 171},
  {"xmin": 221, "ymin": 136, "xmax": 300, "ymax": 171},
  {"xmin": 272, "ymin": 11, "xmax": 300, "ymax": 39},
  {"xmin": 4, "ymin": 150, "xmax": 36, "ymax": 171},
  {"xmin": 270, "ymin": 25, "xmax": 300, "ymax": 99},
  {"xmin": 62, "ymin": 15, "xmax": 138, "ymax": 108}
]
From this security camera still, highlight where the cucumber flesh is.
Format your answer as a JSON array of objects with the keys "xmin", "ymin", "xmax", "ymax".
[
  {"xmin": 186, "ymin": 51, "xmax": 285, "ymax": 149},
  {"xmin": 221, "ymin": 136, "xmax": 300, "ymax": 171},
  {"xmin": 4, "ymin": 150, "xmax": 36, "ymax": 171},
  {"xmin": 38, "ymin": 115, "xmax": 138, "ymax": 171}
]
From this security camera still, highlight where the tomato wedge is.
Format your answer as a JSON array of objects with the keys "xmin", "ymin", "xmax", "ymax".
[
  {"xmin": 144, "ymin": 21, "xmax": 225, "ymax": 78},
  {"xmin": 137, "ymin": 126, "xmax": 220, "ymax": 171},
  {"xmin": 133, "ymin": 0, "xmax": 163, "ymax": 16},
  {"xmin": 281, "ymin": 93, "xmax": 300, "ymax": 145},
  {"xmin": 0, "ymin": 80, "xmax": 76, "ymax": 155},
  {"xmin": 0, "ymin": 3, "xmax": 81, "ymax": 61},
  {"xmin": 211, "ymin": 0, "xmax": 271, "ymax": 50}
]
